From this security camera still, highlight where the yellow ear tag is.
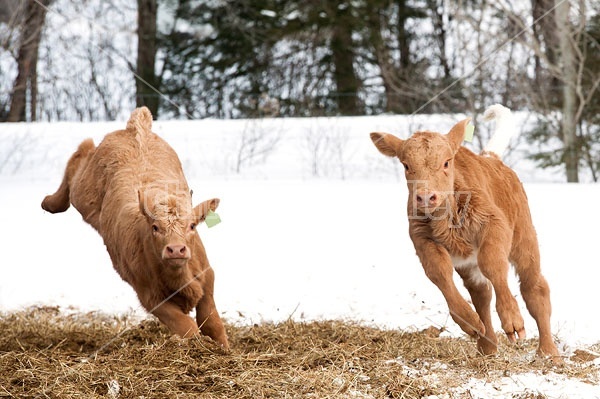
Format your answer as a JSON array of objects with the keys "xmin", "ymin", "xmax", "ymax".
[
  {"xmin": 205, "ymin": 210, "xmax": 221, "ymax": 228},
  {"xmin": 464, "ymin": 123, "xmax": 475, "ymax": 143}
]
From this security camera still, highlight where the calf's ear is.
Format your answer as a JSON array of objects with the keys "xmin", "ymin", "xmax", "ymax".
[
  {"xmin": 138, "ymin": 189, "xmax": 159, "ymax": 221},
  {"xmin": 194, "ymin": 198, "xmax": 220, "ymax": 224},
  {"xmin": 446, "ymin": 118, "xmax": 471, "ymax": 154},
  {"xmin": 370, "ymin": 132, "xmax": 403, "ymax": 157},
  {"xmin": 138, "ymin": 189, "xmax": 151, "ymax": 219}
]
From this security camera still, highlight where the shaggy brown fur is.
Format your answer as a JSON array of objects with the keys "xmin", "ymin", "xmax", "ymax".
[
  {"xmin": 370, "ymin": 117, "xmax": 560, "ymax": 363},
  {"xmin": 42, "ymin": 107, "xmax": 228, "ymax": 349}
]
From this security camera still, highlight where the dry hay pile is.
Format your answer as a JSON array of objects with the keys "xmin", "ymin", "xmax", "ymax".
[{"xmin": 0, "ymin": 306, "xmax": 598, "ymax": 398}]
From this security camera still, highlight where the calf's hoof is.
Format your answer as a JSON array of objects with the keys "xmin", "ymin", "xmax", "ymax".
[
  {"xmin": 451, "ymin": 309, "xmax": 486, "ymax": 338},
  {"xmin": 477, "ymin": 333, "xmax": 498, "ymax": 356},
  {"xmin": 498, "ymin": 305, "xmax": 526, "ymax": 343},
  {"xmin": 538, "ymin": 343, "xmax": 563, "ymax": 365}
]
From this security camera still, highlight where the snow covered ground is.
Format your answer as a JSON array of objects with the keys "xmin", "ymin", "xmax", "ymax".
[{"xmin": 1, "ymin": 114, "xmax": 599, "ymax": 397}]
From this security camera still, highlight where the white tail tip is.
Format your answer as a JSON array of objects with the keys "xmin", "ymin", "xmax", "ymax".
[
  {"xmin": 483, "ymin": 103, "xmax": 511, "ymax": 122},
  {"xmin": 482, "ymin": 104, "xmax": 515, "ymax": 157}
]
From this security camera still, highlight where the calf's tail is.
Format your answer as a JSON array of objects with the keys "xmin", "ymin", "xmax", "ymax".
[
  {"xmin": 126, "ymin": 106, "xmax": 154, "ymax": 153},
  {"xmin": 482, "ymin": 104, "xmax": 516, "ymax": 158},
  {"xmin": 41, "ymin": 138, "xmax": 95, "ymax": 213}
]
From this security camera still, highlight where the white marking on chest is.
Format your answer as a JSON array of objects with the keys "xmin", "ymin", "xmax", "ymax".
[
  {"xmin": 451, "ymin": 249, "xmax": 489, "ymax": 286},
  {"xmin": 451, "ymin": 249, "xmax": 479, "ymax": 269}
]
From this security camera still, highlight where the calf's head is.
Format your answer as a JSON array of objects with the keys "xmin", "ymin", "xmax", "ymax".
[
  {"xmin": 139, "ymin": 189, "xmax": 219, "ymax": 268},
  {"xmin": 370, "ymin": 118, "xmax": 470, "ymax": 214}
]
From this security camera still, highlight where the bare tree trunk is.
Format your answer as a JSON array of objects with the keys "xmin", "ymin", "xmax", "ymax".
[
  {"xmin": 7, "ymin": 0, "xmax": 51, "ymax": 122},
  {"xmin": 30, "ymin": 46, "xmax": 37, "ymax": 121},
  {"xmin": 531, "ymin": 0, "xmax": 561, "ymax": 106},
  {"xmin": 397, "ymin": 0, "xmax": 411, "ymax": 70},
  {"xmin": 330, "ymin": 3, "xmax": 360, "ymax": 115},
  {"xmin": 366, "ymin": 3, "xmax": 399, "ymax": 113},
  {"xmin": 366, "ymin": 0, "xmax": 414, "ymax": 113},
  {"xmin": 556, "ymin": 0, "xmax": 579, "ymax": 182},
  {"xmin": 428, "ymin": 0, "xmax": 451, "ymax": 77},
  {"xmin": 136, "ymin": 0, "xmax": 159, "ymax": 117}
]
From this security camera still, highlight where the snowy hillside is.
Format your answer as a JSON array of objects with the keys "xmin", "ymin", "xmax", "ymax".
[
  {"xmin": 0, "ymin": 113, "xmax": 565, "ymax": 182},
  {"xmin": 1, "ymin": 114, "xmax": 599, "ymax": 397}
]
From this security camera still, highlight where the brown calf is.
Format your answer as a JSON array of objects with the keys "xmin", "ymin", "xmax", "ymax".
[
  {"xmin": 370, "ymin": 105, "xmax": 560, "ymax": 362},
  {"xmin": 42, "ymin": 107, "xmax": 229, "ymax": 349}
]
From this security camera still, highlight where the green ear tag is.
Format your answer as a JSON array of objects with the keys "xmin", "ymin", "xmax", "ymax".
[
  {"xmin": 464, "ymin": 123, "xmax": 475, "ymax": 143},
  {"xmin": 205, "ymin": 210, "xmax": 221, "ymax": 228}
]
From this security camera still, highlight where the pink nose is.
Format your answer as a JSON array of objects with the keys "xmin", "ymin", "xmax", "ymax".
[
  {"xmin": 164, "ymin": 244, "xmax": 188, "ymax": 259},
  {"xmin": 415, "ymin": 191, "xmax": 440, "ymax": 208}
]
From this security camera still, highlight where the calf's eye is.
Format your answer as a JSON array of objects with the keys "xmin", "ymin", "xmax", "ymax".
[
  {"xmin": 402, "ymin": 163, "xmax": 409, "ymax": 171},
  {"xmin": 190, "ymin": 223, "xmax": 196, "ymax": 230},
  {"xmin": 152, "ymin": 224, "xmax": 159, "ymax": 232},
  {"xmin": 444, "ymin": 160, "xmax": 449, "ymax": 169}
]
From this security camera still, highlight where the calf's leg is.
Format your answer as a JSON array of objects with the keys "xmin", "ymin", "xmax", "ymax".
[
  {"xmin": 196, "ymin": 267, "xmax": 229, "ymax": 349},
  {"xmin": 151, "ymin": 301, "xmax": 199, "ymax": 338},
  {"xmin": 412, "ymin": 237, "xmax": 485, "ymax": 337},
  {"xmin": 42, "ymin": 138, "xmax": 95, "ymax": 213},
  {"xmin": 455, "ymin": 265, "xmax": 498, "ymax": 355},
  {"xmin": 511, "ymin": 235, "xmax": 560, "ymax": 362},
  {"xmin": 477, "ymin": 224, "xmax": 526, "ymax": 342}
]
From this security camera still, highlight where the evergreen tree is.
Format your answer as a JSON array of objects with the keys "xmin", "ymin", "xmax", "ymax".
[{"xmin": 157, "ymin": 0, "xmax": 284, "ymax": 118}]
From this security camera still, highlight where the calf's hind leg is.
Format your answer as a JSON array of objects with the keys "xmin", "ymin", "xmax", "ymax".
[
  {"xmin": 511, "ymin": 236, "xmax": 560, "ymax": 362},
  {"xmin": 42, "ymin": 139, "xmax": 95, "ymax": 213}
]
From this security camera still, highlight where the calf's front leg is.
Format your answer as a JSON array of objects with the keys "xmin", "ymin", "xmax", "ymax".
[
  {"xmin": 150, "ymin": 301, "xmax": 199, "ymax": 338},
  {"xmin": 412, "ymin": 236, "xmax": 485, "ymax": 338},
  {"xmin": 455, "ymin": 265, "xmax": 498, "ymax": 355},
  {"xmin": 196, "ymin": 267, "xmax": 229, "ymax": 349}
]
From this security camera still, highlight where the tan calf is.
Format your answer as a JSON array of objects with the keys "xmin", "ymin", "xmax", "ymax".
[
  {"xmin": 42, "ymin": 107, "xmax": 229, "ymax": 349},
  {"xmin": 370, "ymin": 105, "xmax": 560, "ymax": 362}
]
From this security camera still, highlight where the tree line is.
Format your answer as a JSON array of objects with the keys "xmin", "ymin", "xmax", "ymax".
[{"xmin": 0, "ymin": 0, "xmax": 599, "ymax": 182}]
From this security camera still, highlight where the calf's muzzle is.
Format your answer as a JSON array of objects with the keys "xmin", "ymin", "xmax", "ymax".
[
  {"xmin": 414, "ymin": 190, "xmax": 441, "ymax": 209},
  {"xmin": 163, "ymin": 244, "xmax": 189, "ymax": 260}
]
